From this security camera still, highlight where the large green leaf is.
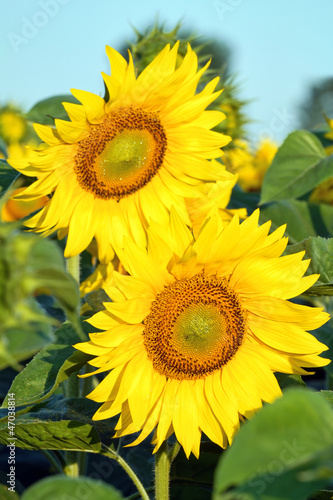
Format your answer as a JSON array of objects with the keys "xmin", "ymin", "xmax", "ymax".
[
  {"xmin": 284, "ymin": 237, "xmax": 333, "ymax": 283},
  {"xmin": 230, "ymin": 187, "xmax": 333, "ymax": 245},
  {"xmin": 0, "ymin": 483, "xmax": 19, "ymax": 499},
  {"xmin": 2, "ymin": 322, "xmax": 90, "ymax": 408},
  {"xmin": 213, "ymin": 389, "xmax": 333, "ymax": 500},
  {"xmin": 0, "ymin": 328, "xmax": 52, "ymax": 371},
  {"xmin": 26, "ymin": 95, "xmax": 80, "ymax": 126},
  {"xmin": 284, "ymin": 236, "xmax": 333, "ymax": 295},
  {"xmin": 260, "ymin": 130, "xmax": 333, "ymax": 204},
  {"xmin": 21, "ymin": 476, "xmax": 123, "ymax": 500},
  {"xmin": 0, "ymin": 397, "xmax": 109, "ymax": 452},
  {"xmin": 260, "ymin": 200, "xmax": 333, "ymax": 244}
]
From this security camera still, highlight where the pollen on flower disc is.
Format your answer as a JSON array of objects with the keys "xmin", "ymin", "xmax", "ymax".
[
  {"xmin": 74, "ymin": 108, "xmax": 167, "ymax": 200},
  {"xmin": 143, "ymin": 272, "xmax": 247, "ymax": 380}
]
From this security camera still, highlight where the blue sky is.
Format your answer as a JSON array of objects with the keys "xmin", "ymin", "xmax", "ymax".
[{"xmin": 2, "ymin": 0, "xmax": 332, "ymax": 144}]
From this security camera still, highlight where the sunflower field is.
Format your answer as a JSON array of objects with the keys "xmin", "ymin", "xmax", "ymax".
[{"xmin": 1, "ymin": 19, "xmax": 333, "ymax": 500}]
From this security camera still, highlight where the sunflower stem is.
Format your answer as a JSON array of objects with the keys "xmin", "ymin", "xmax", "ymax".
[
  {"xmin": 64, "ymin": 253, "xmax": 85, "ymax": 476},
  {"xmin": 155, "ymin": 440, "xmax": 171, "ymax": 500},
  {"xmin": 66, "ymin": 253, "xmax": 81, "ymax": 285},
  {"xmin": 167, "ymin": 440, "xmax": 181, "ymax": 464},
  {"xmin": 103, "ymin": 446, "xmax": 149, "ymax": 500},
  {"xmin": 41, "ymin": 449, "xmax": 64, "ymax": 475}
]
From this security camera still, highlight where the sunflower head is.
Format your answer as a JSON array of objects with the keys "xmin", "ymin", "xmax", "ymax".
[
  {"xmin": 9, "ymin": 43, "xmax": 232, "ymax": 263},
  {"xmin": 75, "ymin": 209, "xmax": 329, "ymax": 458}
]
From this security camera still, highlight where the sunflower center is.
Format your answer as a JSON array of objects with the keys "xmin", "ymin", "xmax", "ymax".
[
  {"xmin": 74, "ymin": 108, "xmax": 167, "ymax": 200},
  {"xmin": 174, "ymin": 303, "xmax": 227, "ymax": 356},
  {"xmin": 143, "ymin": 272, "xmax": 246, "ymax": 380}
]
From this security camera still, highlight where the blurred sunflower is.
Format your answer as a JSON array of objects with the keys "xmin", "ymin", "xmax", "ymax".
[
  {"xmin": 9, "ymin": 43, "xmax": 232, "ymax": 263},
  {"xmin": 224, "ymin": 138, "xmax": 278, "ymax": 192},
  {"xmin": 0, "ymin": 106, "xmax": 27, "ymax": 144},
  {"xmin": 1, "ymin": 187, "xmax": 49, "ymax": 222},
  {"xmin": 75, "ymin": 210, "xmax": 329, "ymax": 458}
]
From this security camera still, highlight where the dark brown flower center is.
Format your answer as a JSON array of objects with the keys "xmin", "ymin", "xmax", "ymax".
[
  {"xmin": 74, "ymin": 108, "xmax": 167, "ymax": 200},
  {"xmin": 143, "ymin": 272, "xmax": 246, "ymax": 380}
]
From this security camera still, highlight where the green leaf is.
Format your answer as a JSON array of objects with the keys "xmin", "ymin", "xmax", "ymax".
[
  {"xmin": 0, "ymin": 159, "xmax": 19, "ymax": 194},
  {"xmin": 284, "ymin": 236, "xmax": 333, "ymax": 283},
  {"xmin": 260, "ymin": 130, "xmax": 333, "ymax": 204},
  {"xmin": 21, "ymin": 476, "xmax": 123, "ymax": 500},
  {"xmin": 26, "ymin": 95, "xmax": 80, "ymax": 126},
  {"xmin": 275, "ymin": 373, "xmax": 306, "ymax": 390},
  {"xmin": 0, "ymin": 397, "xmax": 108, "ymax": 452},
  {"xmin": 85, "ymin": 289, "xmax": 111, "ymax": 312},
  {"xmin": 260, "ymin": 200, "xmax": 333, "ymax": 244},
  {"xmin": 0, "ymin": 328, "xmax": 52, "ymax": 371},
  {"xmin": 0, "ymin": 484, "xmax": 19, "ymax": 499},
  {"xmin": 320, "ymin": 391, "xmax": 333, "ymax": 406},
  {"xmin": 304, "ymin": 284, "xmax": 333, "ymax": 296},
  {"xmin": 0, "ymin": 226, "xmax": 80, "ymax": 335},
  {"xmin": 2, "ymin": 322, "xmax": 90, "ymax": 408},
  {"xmin": 213, "ymin": 389, "xmax": 333, "ymax": 500},
  {"xmin": 312, "ymin": 323, "xmax": 333, "ymax": 376}
]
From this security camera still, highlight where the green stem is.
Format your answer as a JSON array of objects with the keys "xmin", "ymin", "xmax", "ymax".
[
  {"xmin": 167, "ymin": 441, "xmax": 181, "ymax": 464},
  {"xmin": 41, "ymin": 450, "xmax": 64, "ymax": 475},
  {"xmin": 64, "ymin": 253, "xmax": 84, "ymax": 477},
  {"xmin": 155, "ymin": 440, "xmax": 170, "ymax": 500},
  {"xmin": 103, "ymin": 446, "xmax": 149, "ymax": 500},
  {"xmin": 66, "ymin": 254, "xmax": 81, "ymax": 285}
]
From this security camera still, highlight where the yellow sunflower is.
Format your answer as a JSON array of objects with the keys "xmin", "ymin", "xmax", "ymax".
[
  {"xmin": 75, "ymin": 209, "xmax": 329, "ymax": 458},
  {"xmin": 9, "ymin": 43, "xmax": 231, "ymax": 263}
]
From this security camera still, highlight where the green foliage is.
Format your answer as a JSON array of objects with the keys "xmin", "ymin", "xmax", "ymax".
[
  {"xmin": 213, "ymin": 389, "xmax": 333, "ymax": 500},
  {"xmin": 284, "ymin": 236, "xmax": 333, "ymax": 295},
  {"xmin": 0, "ymin": 158, "xmax": 19, "ymax": 194},
  {"xmin": 2, "ymin": 322, "xmax": 90, "ymax": 407},
  {"xmin": 0, "ymin": 397, "xmax": 107, "ymax": 452},
  {"xmin": 21, "ymin": 476, "xmax": 123, "ymax": 500},
  {"xmin": 0, "ymin": 223, "xmax": 80, "ymax": 330},
  {"xmin": 260, "ymin": 131, "xmax": 333, "ymax": 204},
  {"xmin": 260, "ymin": 199, "xmax": 333, "ymax": 244},
  {"xmin": 0, "ymin": 484, "xmax": 20, "ymax": 499},
  {"xmin": 26, "ymin": 95, "xmax": 80, "ymax": 126}
]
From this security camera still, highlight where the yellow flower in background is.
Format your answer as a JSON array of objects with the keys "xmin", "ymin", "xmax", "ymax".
[
  {"xmin": 1, "ymin": 187, "xmax": 49, "ymax": 222},
  {"xmin": 224, "ymin": 138, "xmax": 278, "ymax": 192},
  {"xmin": 0, "ymin": 107, "xmax": 27, "ymax": 144},
  {"xmin": 9, "ymin": 43, "xmax": 232, "ymax": 263},
  {"xmin": 75, "ymin": 210, "xmax": 329, "ymax": 458},
  {"xmin": 310, "ymin": 178, "xmax": 333, "ymax": 205},
  {"xmin": 223, "ymin": 138, "xmax": 252, "ymax": 171},
  {"xmin": 185, "ymin": 159, "xmax": 247, "ymax": 237}
]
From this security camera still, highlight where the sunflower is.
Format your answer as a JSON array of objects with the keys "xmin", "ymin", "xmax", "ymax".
[
  {"xmin": 75, "ymin": 209, "xmax": 329, "ymax": 458},
  {"xmin": 9, "ymin": 43, "xmax": 231, "ymax": 263}
]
